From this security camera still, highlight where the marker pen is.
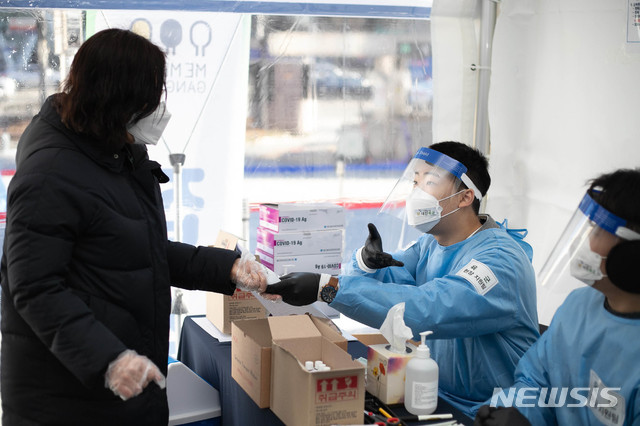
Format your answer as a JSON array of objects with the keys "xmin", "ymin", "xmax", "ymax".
[{"xmin": 378, "ymin": 407, "xmax": 392, "ymax": 419}]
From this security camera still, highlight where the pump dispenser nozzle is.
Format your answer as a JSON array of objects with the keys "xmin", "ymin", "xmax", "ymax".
[{"xmin": 417, "ymin": 331, "xmax": 433, "ymax": 358}]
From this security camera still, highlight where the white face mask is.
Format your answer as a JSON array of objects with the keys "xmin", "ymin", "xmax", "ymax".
[
  {"xmin": 127, "ymin": 102, "xmax": 171, "ymax": 145},
  {"xmin": 406, "ymin": 188, "xmax": 461, "ymax": 233},
  {"xmin": 570, "ymin": 241, "xmax": 607, "ymax": 286}
]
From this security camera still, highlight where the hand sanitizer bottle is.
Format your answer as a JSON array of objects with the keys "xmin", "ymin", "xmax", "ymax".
[{"xmin": 404, "ymin": 331, "xmax": 438, "ymax": 415}]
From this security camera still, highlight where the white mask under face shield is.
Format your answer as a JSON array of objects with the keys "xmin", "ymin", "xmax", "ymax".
[
  {"xmin": 406, "ymin": 187, "xmax": 465, "ymax": 233},
  {"xmin": 379, "ymin": 147, "xmax": 483, "ymax": 234},
  {"xmin": 538, "ymin": 190, "xmax": 640, "ymax": 320},
  {"xmin": 127, "ymin": 102, "xmax": 171, "ymax": 145},
  {"xmin": 569, "ymin": 238, "xmax": 607, "ymax": 286}
]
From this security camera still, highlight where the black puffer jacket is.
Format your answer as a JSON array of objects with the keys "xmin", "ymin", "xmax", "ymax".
[{"xmin": 0, "ymin": 96, "xmax": 239, "ymax": 425}]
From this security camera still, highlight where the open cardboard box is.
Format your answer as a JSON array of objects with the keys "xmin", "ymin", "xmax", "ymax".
[
  {"xmin": 270, "ymin": 334, "xmax": 365, "ymax": 426},
  {"xmin": 231, "ymin": 314, "xmax": 348, "ymax": 409},
  {"xmin": 351, "ymin": 333, "xmax": 388, "ymax": 347}
]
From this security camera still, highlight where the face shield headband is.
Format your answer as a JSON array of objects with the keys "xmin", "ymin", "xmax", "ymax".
[
  {"xmin": 577, "ymin": 190, "xmax": 640, "ymax": 240},
  {"xmin": 412, "ymin": 148, "xmax": 483, "ymax": 201}
]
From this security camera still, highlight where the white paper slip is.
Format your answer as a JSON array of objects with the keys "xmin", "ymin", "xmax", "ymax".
[{"xmin": 192, "ymin": 316, "xmax": 232, "ymax": 342}]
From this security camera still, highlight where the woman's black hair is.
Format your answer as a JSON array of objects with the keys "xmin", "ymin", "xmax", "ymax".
[{"xmin": 55, "ymin": 28, "xmax": 166, "ymax": 149}]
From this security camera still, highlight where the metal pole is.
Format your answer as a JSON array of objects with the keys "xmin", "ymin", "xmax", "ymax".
[
  {"xmin": 36, "ymin": 12, "xmax": 50, "ymax": 105},
  {"xmin": 472, "ymin": 0, "xmax": 497, "ymax": 156},
  {"xmin": 169, "ymin": 153, "xmax": 186, "ymax": 242},
  {"xmin": 169, "ymin": 153, "xmax": 187, "ymax": 356}
]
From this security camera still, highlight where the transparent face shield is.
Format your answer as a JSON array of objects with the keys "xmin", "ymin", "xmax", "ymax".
[
  {"xmin": 537, "ymin": 190, "xmax": 640, "ymax": 322},
  {"xmin": 379, "ymin": 147, "xmax": 483, "ymax": 233}
]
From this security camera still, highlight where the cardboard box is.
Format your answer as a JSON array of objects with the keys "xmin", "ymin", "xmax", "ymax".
[
  {"xmin": 206, "ymin": 289, "xmax": 267, "ymax": 335},
  {"xmin": 259, "ymin": 203, "xmax": 345, "ymax": 233},
  {"xmin": 205, "ymin": 231, "xmax": 267, "ymax": 334},
  {"xmin": 256, "ymin": 227, "xmax": 344, "ymax": 257},
  {"xmin": 270, "ymin": 317, "xmax": 365, "ymax": 426},
  {"xmin": 365, "ymin": 343, "xmax": 416, "ymax": 405},
  {"xmin": 231, "ymin": 315, "xmax": 347, "ymax": 408},
  {"xmin": 257, "ymin": 250, "xmax": 342, "ymax": 276}
]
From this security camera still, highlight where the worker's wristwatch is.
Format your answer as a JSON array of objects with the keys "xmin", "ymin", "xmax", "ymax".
[{"xmin": 319, "ymin": 276, "xmax": 340, "ymax": 304}]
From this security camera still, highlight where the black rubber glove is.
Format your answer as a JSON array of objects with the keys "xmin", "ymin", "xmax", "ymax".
[
  {"xmin": 362, "ymin": 223, "xmax": 404, "ymax": 269},
  {"xmin": 474, "ymin": 406, "xmax": 531, "ymax": 426},
  {"xmin": 263, "ymin": 272, "xmax": 321, "ymax": 306}
]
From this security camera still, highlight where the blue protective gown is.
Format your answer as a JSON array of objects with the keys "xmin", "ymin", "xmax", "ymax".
[
  {"xmin": 496, "ymin": 287, "xmax": 640, "ymax": 426},
  {"xmin": 331, "ymin": 215, "xmax": 539, "ymax": 417}
]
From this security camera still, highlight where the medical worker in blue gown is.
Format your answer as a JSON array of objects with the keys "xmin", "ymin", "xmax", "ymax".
[
  {"xmin": 475, "ymin": 168, "xmax": 640, "ymax": 426},
  {"xmin": 265, "ymin": 141, "xmax": 540, "ymax": 418}
]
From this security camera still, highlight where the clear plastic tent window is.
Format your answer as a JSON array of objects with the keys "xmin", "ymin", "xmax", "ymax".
[{"xmin": 0, "ymin": 2, "xmax": 433, "ymax": 327}]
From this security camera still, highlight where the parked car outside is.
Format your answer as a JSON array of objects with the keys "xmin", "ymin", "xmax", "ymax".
[{"xmin": 310, "ymin": 62, "xmax": 373, "ymax": 99}]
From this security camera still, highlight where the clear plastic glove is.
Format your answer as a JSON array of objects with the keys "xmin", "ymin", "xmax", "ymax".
[
  {"xmin": 260, "ymin": 292, "xmax": 282, "ymax": 302},
  {"xmin": 105, "ymin": 350, "xmax": 166, "ymax": 401},
  {"xmin": 361, "ymin": 223, "xmax": 404, "ymax": 269},
  {"xmin": 231, "ymin": 250, "xmax": 268, "ymax": 292},
  {"xmin": 263, "ymin": 272, "xmax": 321, "ymax": 306},
  {"xmin": 259, "ymin": 266, "xmax": 283, "ymax": 302},
  {"xmin": 474, "ymin": 405, "xmax": 531, "ymax": 426}
]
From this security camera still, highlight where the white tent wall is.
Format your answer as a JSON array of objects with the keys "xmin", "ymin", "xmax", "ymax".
[
  {"xmin": 430, "ymin": 0, "xmax": 480, "ymax": 145},
  {"xmin": 489, "ymin": 0, "xmax": 640, "ymax": 325}
]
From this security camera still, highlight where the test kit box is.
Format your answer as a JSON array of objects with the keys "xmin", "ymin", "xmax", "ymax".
[
  {"xmin": 269, "ymin": 318, "xmax": 365, "ymax": 426},
  {"xmin": 257, "ymin": 250, "xmax": 342, "ymax": 276},
  {"xmin": 231, "ymin": 315, "xmax": 347, "ymax": 409},
  {"xmin": 205, "ymin": 231, "xmax": 267, "ymax": 334},
  {"xmin": 365, "ymin": 343, "xmax": 416, "ymax": 405},
  {"xmin": 256, "ymin": 227, "xmax": 344, "ymax": 257},
  {"xmin": 259, "ymin": 203, "xmax": 345, "ymax": 233}
]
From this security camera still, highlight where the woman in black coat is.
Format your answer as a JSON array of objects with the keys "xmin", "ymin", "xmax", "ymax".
[{"xmin": 0, "ymin": 28, "xmax": 266, "ymax": 425}]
